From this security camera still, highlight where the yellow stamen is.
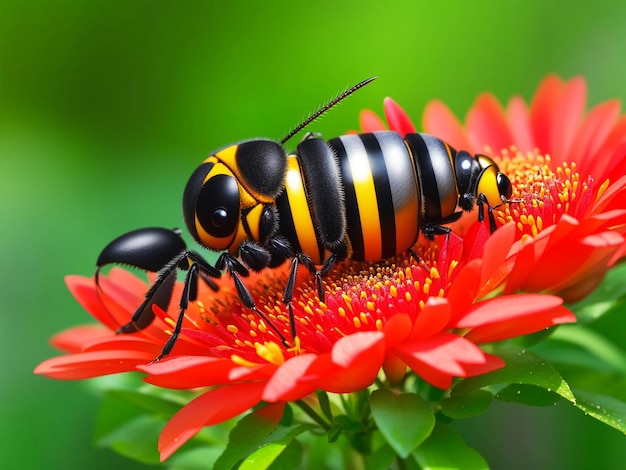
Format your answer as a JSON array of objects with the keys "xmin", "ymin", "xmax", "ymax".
[
  {"xmin": 231, "ymin": 354, "xmax": 261, "ymax": 368},
  {"xmin": 255, "ymin": 341, "xmax": 285, "ymax": 365}
]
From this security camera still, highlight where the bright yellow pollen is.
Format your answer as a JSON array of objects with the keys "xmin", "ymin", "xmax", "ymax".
[
  {"xmin": 231, "ymin": 354, "xmax": 260, "ymax": 368},
  {"xmin": 375, "ymin": 319, "xmax": 383, "ymax": 331},
  {"xmin": 360, "ymin": 311, "xmax": 369, "ymax": 324},
  {"xmin": 287, "ymin": 336, "xmax": 302, "ymax": 355},
  {"xmin": 390, "ymin": 285, "xmax": 398, "ymax": 297},
  {"xmin": 227, "ymin": 325, "xmax": 239, "ymax": 334},
  {"xmin": 255, "ymin": 341, "xmax": 285, "ymax": 365},
  {"xmin": 447, "ymin": 260, "xmax": 459, "ymax": 279},
  {"xmin": 494, "ymin": 148, "xmax": 590, "ymax": 239},
  {"xmin": 353, "ymin": 317, "xmax": 362, "ymax": 328},
  {"xmin": 597, "ymin": 179, "xmax": 610, "ymax": 200}
]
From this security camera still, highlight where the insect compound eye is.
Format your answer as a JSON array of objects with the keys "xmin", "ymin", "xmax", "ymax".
[
  {"xmin": 497, "ymin": 173, "xmax": 513, "ymax": 200},
  {"xmin": 196, "ymin": 174, "xmax": 240, "ymax": 238}
]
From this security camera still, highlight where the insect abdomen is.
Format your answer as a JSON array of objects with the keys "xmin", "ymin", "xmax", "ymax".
[
  {"xmin": 329, "ymin": 131, "xmax": 421, "ymax": 261},
  {"xmin": 276, "ymin": 130, "xmax": 467, "ymax": 265}
]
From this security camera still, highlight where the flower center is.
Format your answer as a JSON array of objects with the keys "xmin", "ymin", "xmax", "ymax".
[
  {"xmin": 192, "ymin": 245, "xmax": 459, "ymax": 363},
  {"xmin": 493, "ymin": 148, "xmax": 594, "ymax": 238}
]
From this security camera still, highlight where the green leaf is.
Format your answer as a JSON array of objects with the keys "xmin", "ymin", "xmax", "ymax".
[
  {"xmin": 105, "ymin": 388, "xmax": 185, "ymax": 416},
  {"xmin": 266, "ymin": 439, "xmax": 303, "ymax": 470},
  {"xmin": 495, "ymin": 384, "xmax": 561, "ymax": 407},
  {"xmin": 544, "ymin": 325, "xmax": 626, "ymax": 375},
  {"xmin": 327, "ymin": 423, "xmax": 342, "ymax": 443},
  {"xmin": 413, "ymin": 423, "xmax": 488, "ymax": 470},
  {"xmin": 316, "ymin": 390, "xmax": 333, "ymax": 421},
  {"xmin": 570, "ymin": 262, "xmax": 626, "ymax": 324},
  {"xmin": 453, "ymin": 346, "xmax": 575, "ymax": 404},
  {"xmin": 552, "ymin": 364, "xmax": 626, "ymax": 399},
  {"xmin": 440, "ymin": 389, "xmax": 493, "ymax": 419},
  {"xmin": 571, "ymin": 389, "xmax": 626, "ymax": 434},
  {"xmin": 370, "ymin": 390, "xmax": 435, "ymax": 458},
  {"xmin": 94, "ymin": 388, "xmax": 190, "ymax": 464},
  {"xmin": 238, "ymin": 424, "xmax": 311, "ymax": 470},
  {"xmin": 365, "ymin": 443, "xmax": 397, "ymax": 470},
  {"xmin": 213, "ymin": 403, "xmax": 285, "ymax": 470},
  {"xmin": 333, "ymin": 414, "xmax": 366, "ymax": 433},
  {"xmin": 96, "ymin": 414, "xmax": 162, "ymax": 464},
  {"xmin": 279, "ymin": 403, "xmax": 293, "ymax": 427},
  {"xmin": 166, "ymin": 446, "xmax": 223, "ymax": 470}
]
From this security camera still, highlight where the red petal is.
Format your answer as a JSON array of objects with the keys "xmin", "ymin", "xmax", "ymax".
[
  {"xmin": 506, "ymin": 96, "xmax": 534, "ymax": 153},
  {"xmin": 447, "ymin": 260, "xmax": 482, "ymax": 320},
  {"xmin": 569, "ymin": 99, "xmax": 621, "ymax": 175},
  {"xmin": 383, "ymin": 313, "xmax": 412, "ymax": 347},
  {"xmin": 393, "ymin": 333, "xmax": 488, "ymax": 389},
  {"xmin": 382, "ymin": 353, "xmax": 407, "ymax": 385},
  {"xmin": 530, "ymin": 74, "xmax": 565, "ymax": 158},
  {"xmin": 384, "ymin": 98, "xmax": 416, "ymax": 135},
  {"xmin": 359, "ymin": 109, "xmax": 387, "ymax": 132},
  {"xmin": 304, "ymin": 332, "xmax": 385, "ymax": 393},
  {"xmin": 460, "ymin": 295, "xmax": 576, "ymax": 343},
  {"xmin": 523, "ymin": 232, "xmax": 623, "ymax": 294},
  {"xmin": 466, "ymin": 93, "xmax": 513, "ymax": 154},
  {"xmin": 65, "ymin": 275, "xmax": 119, "ymax": 330},
  {"xmin": 49, "ymin": 325, "xmax": 113, "ymax": 353},
  {"xmin": 262, "ymin": 354, "xmax": 318, "ymax": 402},
  {"xmin": 457, "ymin": 294, "xmax": 564, "ymax": 328},
  {"xmin": 478, "ymin": 222, "xmax": 517, "ymax": 290},
  {"xmin": 465, "ymin": 306, "xmax": 575, "ymax": 343},
  {"xmin": 423, "ymin": 100, "xmax": 471, "ymax": 151},
  {"xmin": 552, "ymin": 76, "xmax": 587, "ymax": 162},
  {"xmin": 597, "ymin": 118, "xmax": 626, "ymax": 183},
  {"xmin": 504, "ymin": 237, "xmax": 539, "ymax": 295},
  {"xmin": 34, "ymin": 349, "xmax": 154, "ymax": 379},
  {"xmin": 159, "ymin": 381, "xmax": 266, "ymax": 461},
  {"xmin": 140, "ymin": 355, "xmax": 276, "ymax": 389},
  {"xmin": 408, "ymin": 298, "xmax": 450, "ymax": 341},
  {"xmin": 461, "ymin": 353, "xmax": 505, "ymax": 376}
]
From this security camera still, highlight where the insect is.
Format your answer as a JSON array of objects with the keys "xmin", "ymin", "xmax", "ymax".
[{"xmin": 96, "ymin": 77, "xmax": 514, "ymax": 360}]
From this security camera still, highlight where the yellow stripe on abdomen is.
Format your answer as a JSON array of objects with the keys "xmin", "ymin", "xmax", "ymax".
[
  {"xmin": 284, "ymin": 157, "xmax": 323, "ymax": 264},
  {"xmin": 346, "ymin": 144, "xmax": 382, "ymax": 261}
]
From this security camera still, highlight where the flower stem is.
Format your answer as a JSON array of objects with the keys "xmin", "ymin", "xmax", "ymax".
[{"xmin": 295, "ymin": 399, "xmax": 331, "ymax": 431}]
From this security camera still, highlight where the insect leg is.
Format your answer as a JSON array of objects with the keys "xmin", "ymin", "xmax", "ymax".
[
  {"xmin": 217, "ymin": 252, "xmax": 289, "ymax": 346},
  {"xmin": 282, "ymin": 253, "xmax": 318, "ymax": 339},
  {"xmin": 155, "ymin": 261, "xmax": 200, "ymax": 361},
  {"xmin": 477, "ymin": 193, "xmax": 498, "ymax": 233},
  {"xmin": 114, "ymin": 252, "xmax": 189, "ymax": 334}
]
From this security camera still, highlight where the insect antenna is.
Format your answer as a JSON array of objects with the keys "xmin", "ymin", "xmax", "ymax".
[{"xmin": 280, "ymin": 76, "xmax": 377, "ymax": 145}]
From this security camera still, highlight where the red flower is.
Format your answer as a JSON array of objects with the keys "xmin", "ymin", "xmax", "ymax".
[
  {"xmin": 35, "ymin": 223, "xmax": 573, "ymax": 460},
  {"xmin": 360, "ymin": 75, "xmax": 626, "ymax": 302}
]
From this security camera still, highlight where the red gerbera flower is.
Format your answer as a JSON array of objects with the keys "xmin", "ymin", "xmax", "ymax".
[
  {"xmin": 35, "ymin": 222, "xmax": 573, "ymax": 460},
  {"xmin": 360, "ymin": 75, "xmax": 626, "ymax": 302}
]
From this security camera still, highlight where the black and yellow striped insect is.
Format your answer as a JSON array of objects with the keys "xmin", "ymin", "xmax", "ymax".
[{"xmin": 96, "ymin": 77, "xmax": 513, "ymax": 360}]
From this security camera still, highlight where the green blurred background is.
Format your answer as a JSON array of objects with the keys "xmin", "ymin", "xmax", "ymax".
[{"xmin": 3, "ymin": 0, "xmax": 626, "ymax": 468}]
